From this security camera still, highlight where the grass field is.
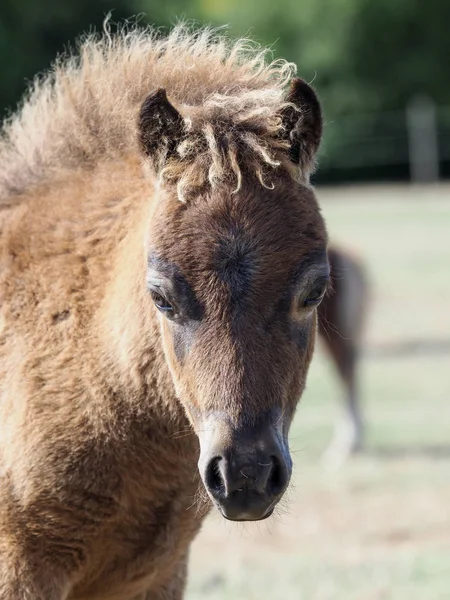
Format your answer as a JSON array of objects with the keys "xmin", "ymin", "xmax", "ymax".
[{"xmin": 185, "ymin": 185, "xmax": 450, "ymax": 600}]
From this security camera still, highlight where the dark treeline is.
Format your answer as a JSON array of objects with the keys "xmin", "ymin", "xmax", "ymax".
[{"xmin": 1, "ymin": 0, "xmax": 449, "ymax": 182}]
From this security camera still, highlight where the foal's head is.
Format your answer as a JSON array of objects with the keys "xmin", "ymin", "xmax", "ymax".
[{"xmin": 140, "ymin": 79, "xmax": 328, "ymax": 521}]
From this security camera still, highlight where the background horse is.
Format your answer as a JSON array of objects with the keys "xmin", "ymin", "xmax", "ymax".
[{"xmin": 318, "ymin": 245, "xmax": 368, "ymax": 466}]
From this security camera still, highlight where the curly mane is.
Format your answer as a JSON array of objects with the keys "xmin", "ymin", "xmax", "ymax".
[{"xmin": 0, "ymin": 23, "xmax": 302, "ymax": 202}]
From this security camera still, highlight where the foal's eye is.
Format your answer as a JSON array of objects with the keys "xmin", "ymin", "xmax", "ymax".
[
  {"xmin": 151, "ymin": 291, "xmax": 174, "ymax": 314},
  {"xmin": 302, "ymin": 279, "xmax": 328, "ymax": 308}
]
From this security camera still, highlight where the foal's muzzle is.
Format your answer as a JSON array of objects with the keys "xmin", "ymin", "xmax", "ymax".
[{"xmin": 198, "ymin": 416, "xmax": 292, "ymax": 521}]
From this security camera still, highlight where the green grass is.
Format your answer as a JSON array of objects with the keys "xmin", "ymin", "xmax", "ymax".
[{"xmin": 186, "ymin": 184, "xmax": 450, "ymax": 600}]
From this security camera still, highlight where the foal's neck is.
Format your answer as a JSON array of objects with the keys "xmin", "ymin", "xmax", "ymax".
[{"xmin": 93, "ymin": 188, "xmax": 192, "ymax": 445}]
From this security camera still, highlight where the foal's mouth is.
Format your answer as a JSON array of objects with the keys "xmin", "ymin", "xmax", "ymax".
[
  {"xmin": 220, "ymin": 506, "xmax": 275, "ymax": 522},
  {"xmin": 207, "ymin": 485, "xmax": 281, "ymax": 522}
]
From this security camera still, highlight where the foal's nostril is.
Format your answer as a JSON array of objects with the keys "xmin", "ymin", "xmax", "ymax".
[
  {"xmin": 205, "ymin": 456, "xmax": 225, "ymax": 498},
  {"xmin": 267, "ymin": 455, "xmax": 286, "ymax": 496}
]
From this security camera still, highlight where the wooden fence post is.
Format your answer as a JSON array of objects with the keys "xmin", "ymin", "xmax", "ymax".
[{"xmin": 407, "ymin": 95, "xmax": 439, "ymax": 183}]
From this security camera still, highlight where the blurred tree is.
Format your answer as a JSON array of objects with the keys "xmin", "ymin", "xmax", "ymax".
[
  {"xmin": 0, "ymin": 0, "xmax": 134, "ymax": 117},
  {"xmin": 0, "ymin": 0, "xmax": 449, "ymax": 180},
  {"xmin": 346, "ymin": 0, "xmax": 450, "ymax": 110}
]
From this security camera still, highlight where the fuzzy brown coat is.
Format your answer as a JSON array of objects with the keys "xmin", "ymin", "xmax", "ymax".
[{"xmin": 0, "ymin": 24, "xmax": 328, "ymax": 599}]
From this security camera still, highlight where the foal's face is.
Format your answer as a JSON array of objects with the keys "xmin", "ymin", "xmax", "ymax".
[
  {"xmin": 140, "ymin": 77, "xmax": 326, "ymax": 520},
  {"xmin": 147, "ymin": 180, "xmax": 328, "ymax": 521}
]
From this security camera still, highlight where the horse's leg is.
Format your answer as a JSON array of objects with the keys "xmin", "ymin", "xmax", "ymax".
[
  {"xmin": 320, "ymin": 332, "xmax": 364, "ymax": 468},
  {"xmin": 0, "ymin": 484, "xmax": 106, "ymax": 600},
  {"xmin": 320, "ymin": 336, "xmax": 363, "ymax": 466},
  {"xmin": 134, "ymin": 557, "xmax": 188, "ymax": 600},
  {"xmin": 0, "ymin": 549, "xmax": 70, "ymax": 600}
]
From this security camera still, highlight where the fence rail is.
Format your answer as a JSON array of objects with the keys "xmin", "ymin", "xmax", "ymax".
[{"xmin": 318, "ymin": 97, "xmax": 450, "ymax": 183}]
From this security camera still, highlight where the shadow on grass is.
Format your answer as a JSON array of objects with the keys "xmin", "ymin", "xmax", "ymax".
[
  {"xmin": 366, "ymin": 338, "xmax": 450, "ymax": 359},
  {"xmin": 367, "ymin": 445, "xmax": 450, "ymax": 460}
]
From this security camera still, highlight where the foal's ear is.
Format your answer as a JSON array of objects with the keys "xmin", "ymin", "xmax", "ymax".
[
  {"xmin": 139, "ymin": 89, "xmax": 186, "ymax": 171},
  {"xmin": 280, "ymin": 78, "xmax": 322, "ymax": 178}
]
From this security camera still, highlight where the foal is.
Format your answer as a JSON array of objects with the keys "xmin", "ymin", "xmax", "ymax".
[{"xmin": 0, "ymin": 26, "xmax": 328, "ymax": 599}]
